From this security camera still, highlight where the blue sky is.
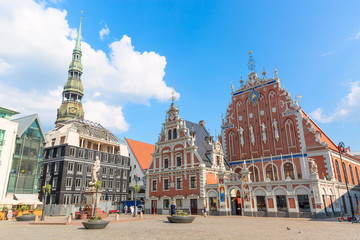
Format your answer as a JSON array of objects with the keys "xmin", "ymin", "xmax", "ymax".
[{"xmin": 1, "ymin": 0, "xmax": 360, "ymax": 151}]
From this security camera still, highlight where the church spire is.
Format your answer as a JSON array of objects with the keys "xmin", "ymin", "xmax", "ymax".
[
  {"xmin": 55, "ymin": 13, "xmax": 85, "ymax": 125},
  {"xmin": 74, "ymin": 11, "xmax": 83, "ymax": 52}
]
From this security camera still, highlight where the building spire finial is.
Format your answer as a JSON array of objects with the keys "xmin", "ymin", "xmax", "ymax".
[
  {"xmin": 248, "ymin": 50, "xmax": 255, "ymax": 72},
  {"xmin": 74, "ymin": 11, "xmax": 83, "ymax": 51},
  {"xmin": 171, "ymin": 86, "xmax": 175, "ymax": 103}
]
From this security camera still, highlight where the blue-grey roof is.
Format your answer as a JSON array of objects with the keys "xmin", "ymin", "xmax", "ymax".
[
  {"xmin": 185, "ymin": 120, "xmax": 213, "ymax": 167},
  {"xmin": 12, "ymin": 114, "xmax": 46, "ymax": 141}
]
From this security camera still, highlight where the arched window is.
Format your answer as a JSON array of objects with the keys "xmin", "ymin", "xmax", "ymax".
[
  {"xmin": 173, "ymin": 129, "xmax": 177, "ymax": 139},
  {"xmin": 234, "ymin": 168, "xmax": 242, "ymax": 175},
  {"xmin": 355, "ymin": 167, "xmax": 360, "ymax": 185},
  {"xmin": 168, "ymin": 130, "xmax": 172, "ymax": 140},
  {"xmin": 266, "ymin": 164, "xmax": 278, "ymax": 181},
  {"xmin": 342, "ymin": 162, "xmax": 349, "ymax": 183},
  {"xmin": 283, "ymin": 162, "xmax": 295, "ymax": 179},
  {"xmin": 349, "ymin": 165, "xmax": 355, "ymax": 185},
  {"xmin": 335, "ymin": 160, "xmax": 342, "ymax": 182},
  {"xmin": 249, "ymin": 166, "xmax": 259, "ymax": 182},
  {"xmin": 228, "ymin": 131, "xmax": 236, "ymax": 156}
]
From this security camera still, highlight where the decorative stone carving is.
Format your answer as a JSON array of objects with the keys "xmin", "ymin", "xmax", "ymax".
[
  {"xmin": 249, "ymin": 125, "xmax": 255, "ymax": 146},
  {"xmin": 260, "ymin": 122, "xmax": 267, "ymax": 144},
  {"xmin": 90, "ymin": 156, "xmax": 100, "ymax": 185},
  {"xmin": 272, "ymin": 119, "xmax": 279, "ymax": 142},
  {"xmin": 238, "ymin": 127, "xmax": 244, "ymax": 147},
  {"xmin": 308, "ymin": 158, "xmax": 318, "ymax": 174}
]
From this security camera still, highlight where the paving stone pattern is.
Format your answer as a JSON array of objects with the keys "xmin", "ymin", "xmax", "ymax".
[{"xmin": 1, "ymin": 215, "xmax": 360, "ymax": 240}]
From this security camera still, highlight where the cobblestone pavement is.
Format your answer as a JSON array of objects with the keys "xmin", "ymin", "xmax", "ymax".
[{"xmin": 1, "ymin": 215, "xmax": 360, "ymax": 240}]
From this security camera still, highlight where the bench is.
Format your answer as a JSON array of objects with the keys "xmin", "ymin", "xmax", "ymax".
[{"xmin": 109, "ymin": 210, "xmax": 119, "ymax": 214}]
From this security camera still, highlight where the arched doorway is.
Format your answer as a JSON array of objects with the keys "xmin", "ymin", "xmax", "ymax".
[{"xmin": 230, "ymin": 188, "xmax": 241, "ymax": 215}]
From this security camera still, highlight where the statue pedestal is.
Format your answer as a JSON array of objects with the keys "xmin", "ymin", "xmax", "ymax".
[
  {"xmin": 83, "ymin": 189, "xmax": 107, "ymax": 218},
  {"xmin": 84, "ymin": 188, "xmax": 102, "ymax": 206}
]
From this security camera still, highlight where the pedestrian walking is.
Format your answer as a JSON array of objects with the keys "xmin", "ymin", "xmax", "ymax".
[
  {"xmin": 79, "ymin": 206, "xmax": 82, "ymax": 214},
  {"xmin": 130, "ymin": 205, "xmax": 134, "ymax": 216},
  {"xmin": 7, "ymin": 209, "xmax": 12, "ymax": 220},
  {"xmin": 202, "ymin": 204, "xmax": 207, "ymax": 217},
  {"xmin": 170, "ymin": 201, "xmax": 176, "ymax": 216},
  {"xmin": 124, "ymin": 205, "xmax": 128, "ymax": 214}
]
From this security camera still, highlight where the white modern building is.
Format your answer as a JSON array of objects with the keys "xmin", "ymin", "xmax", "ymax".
[{"xmin": 0, "ymin": 107, "xmax": 19, "ymax": 200}]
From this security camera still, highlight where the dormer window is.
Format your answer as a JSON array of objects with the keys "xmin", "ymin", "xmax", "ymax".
[{"xmin": 216, "ymin": 156, "xmax": 220, "ymax": 166}]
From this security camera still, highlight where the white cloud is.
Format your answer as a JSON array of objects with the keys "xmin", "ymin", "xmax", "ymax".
[
  {"xmin": 84, "ymin": 101, "xmax": 129, "ymax": 132},
  {"xmin": 99, "ymin": 24, "xmax": 110, "ymax": 40},
  {"xmin": 0, "ymin": 0, "xmax": 178, "ymax": 133},
  {"xmin": 321, "ymin": 51, "xmax": 335, "ymax": 57},
  {"xmin": 0, "ymin": 59, "xmax": 12, "ymax": 74},
  {"xmin": 310, "ymin": 81, "xmax": 360, "ymax": 123},
  {"xmin": 348, "ymin": 30, "xmax": 360, "ymax": 40}
]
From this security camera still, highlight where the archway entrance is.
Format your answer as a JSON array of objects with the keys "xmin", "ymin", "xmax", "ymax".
[{"xmin": 230, "ymin": 188, "xmax": 241, "ymax": 215}]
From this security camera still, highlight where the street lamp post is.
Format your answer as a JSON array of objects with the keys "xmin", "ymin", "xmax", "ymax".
[
  {"xmin": 41, "ymin": 172, "xmax": 51, "ymax": 221},
  {"xmin": 338, "ymin": 142, "xmax": 357, "ymax": 222},
  {"xmin": 133, "ymin": 175, "xmax": 140, "ymax": 217}
]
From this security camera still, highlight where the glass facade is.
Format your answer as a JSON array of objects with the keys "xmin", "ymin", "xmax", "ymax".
[{"xmin": 7, "ymin": 120, "xmax": 44, "ymax": 193}]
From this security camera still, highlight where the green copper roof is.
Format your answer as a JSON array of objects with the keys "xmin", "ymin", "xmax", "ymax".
[
  {"xmin": 0, "ymin": 107, "xmax": 19, "ymax": 116},
  {"xmin": 56, "ymin": 16, "xmax": 85, "ymax": 125},
  {"xmin": 74, "ymin": 17, "xmax": 82, "ymax": 52}
]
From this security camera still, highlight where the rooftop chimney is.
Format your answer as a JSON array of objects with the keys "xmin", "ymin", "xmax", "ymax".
[{"xmin": 199, "ymin": 120, "xmax": 205, "ymax": 127}]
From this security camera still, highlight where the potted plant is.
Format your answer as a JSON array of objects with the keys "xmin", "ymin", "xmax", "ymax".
[
  {"xmin": 0, "ymin": 207, "xmax": 7, "ymax": 220},
  {"xmin": 16, "ymin": 213, "xmax": 36, "ymax": 221},
  {"xmin": 16, "ymin": 205, "xmax": 30, "ymax": 217},
  {"xmin": 167, "ymin": 209, "xmax": 195, "ymax": 223},
  {"xmin": 31, "ymin": 207, "xmax": 43, "ymax": 216},
  {"xmin": 82, "ymin": 215, "xmax": 110, "ymax": 229}
]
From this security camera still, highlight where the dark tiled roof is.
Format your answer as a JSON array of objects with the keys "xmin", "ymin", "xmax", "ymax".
[{"xmin": 185, "ymin": 120, "xmax": 213, "ymax": 167}]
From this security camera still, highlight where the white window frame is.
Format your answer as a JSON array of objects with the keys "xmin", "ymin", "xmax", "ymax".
[
  {"xmin": 189, "ymin": 175, "xmax": 197, "ymax": 189},
  {"xmin": 66, "ymin": 177, "xmax": 72, "ymax": 187},
  {"xmin": 69, "ymin": 147, "xmax": 76, "ymax": 157},
  {"xmin": 52, "ymin": 177, "xmax": 58, "ymax": 188},
  {"xmin": 54, "ymin": 162, "xmax": 59, "ymax": 173},
  {"xmin": 163, "ymin": 178, "xmax": 169, "ymax": 191},
  {"xmin": 176, "ymin": 156, "xmax": 182, "ymax": 167},
  {"xmin": 176, "ymin": 177, "xmax": 183, "ymax": 190},
  {"xmin": 152, "ymin": 180, "xmax": 157, "ymax": 192},
  {"xmin": 88, "ymin": 151, "xmax": 94, "ymax": 160},
  {"xmin": 77, "ymin": 164, "xmax": 83, "ymax": 174},
  {"xmin": 63, "ymin": 195, "xmax": 71, "ymax": 205},
  {"xmin": 75, "ymin": 178, "xmax": 82, "ymax": 188},
  {"xmin": 73, "ymin": 195, "xmax": 81, "ymax": 204},
  {"xmin": 78, "ymin": 149, "xmax": 85, "ymax": 158},
  {"xmin": 68, "ymin": 162, "xmax": 74, "ymax": 173}
]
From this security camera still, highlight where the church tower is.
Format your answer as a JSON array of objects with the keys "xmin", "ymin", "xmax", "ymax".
[{"xmin": 55, "ymin": 16, "xmax": 84, "ymax": 125}]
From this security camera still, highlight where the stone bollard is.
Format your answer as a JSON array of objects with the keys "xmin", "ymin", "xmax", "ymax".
[
  {"xmin": 115, "ymin": 214, "xmax": 120, "ymax": 221},
  {"xmin": 34, "ymin": 215, "xmax": 38, "ymax": 223},
  {"xmin": 140, "ymin": 212, "xmax": 143, "ymax": 219},
  {"xmin": 66, "ymin": 215, "xmax": 71, "ymax": 224}
]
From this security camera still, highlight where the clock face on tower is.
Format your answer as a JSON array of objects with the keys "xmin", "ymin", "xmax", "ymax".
[{"xmin": 249, "ymin": 89, "xmax": 260, "ymax": 106}]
